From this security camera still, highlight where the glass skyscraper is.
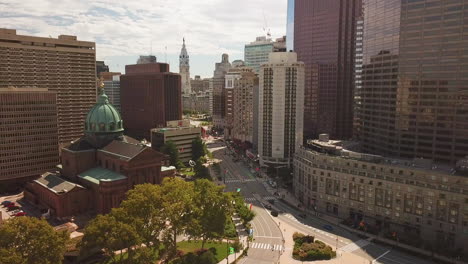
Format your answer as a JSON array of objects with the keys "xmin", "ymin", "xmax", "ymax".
[
  {"xmin": 357, "ymin": 0, "xmax": 468, "ymax": 164},
  {"xmin": 294, "ymin": 0, "xmax": 362, "ymax": 140}
]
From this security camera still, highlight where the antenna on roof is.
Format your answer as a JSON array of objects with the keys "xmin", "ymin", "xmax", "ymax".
[{"xmin": 262, "ymin": 10, "xmax": 271, "ymax": 38}]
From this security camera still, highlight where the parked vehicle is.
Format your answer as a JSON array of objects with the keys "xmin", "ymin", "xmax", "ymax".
[
  {"xmin": 1, "ymin": 201, "xmax": 12, "ymax": 206},
  {"xmin": 264, "ymin": 204, "xmax": 272, "ymax": 210},
  {"xmin": 271, "ymin": 210, "xmax": 279, "ymax": 217},
  {"xmin": 323, "ymin": 225, "xmax": 334, "ymax": 231},
  {"xmin": 7, "ymin": 206, "xmax": 20, "ymax": 211},
  {"xmin": 13, "ymin": 211, "xmax": 26, "ymax": 217},
  {"xmin": 298, "ymin": 213, "xmax": 307, "ymax": 219},
  {"xmin": 6, "ymin": 203, "xmax": 16, "ymax": 208}
]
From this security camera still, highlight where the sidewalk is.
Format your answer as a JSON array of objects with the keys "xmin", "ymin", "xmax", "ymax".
[{"xmin": 277, "ymin": 215, "xmax": 371, "ymax": 264}]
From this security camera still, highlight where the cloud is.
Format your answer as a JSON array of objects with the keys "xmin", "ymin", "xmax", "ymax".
[{"xmin": 0, "ymin": 0, "xmax": 287, "ymax": 77}]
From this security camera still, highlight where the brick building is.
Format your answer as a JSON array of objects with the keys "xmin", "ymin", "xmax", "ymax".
[
  {"xmin": 120, "ymin": 62, "xmax": 182, "ymax": 140},
  {"xmin": 25, "ymin": 88, "xmax": 168, "ymax": 218},
  {"xmin": 0, "ymin": 28, "xmax": 96, "ymax": 147},
  {"xmin": 0, "ymin": 87, "xmax": 59, "ymax": 189}
]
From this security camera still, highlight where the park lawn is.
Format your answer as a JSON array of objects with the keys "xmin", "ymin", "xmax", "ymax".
[
  {"xmin": 180, "ymin": 168, "xmax": 195, "ymax": 177},
  {"xmin": 177, "ymin": 240, "xmax": 229, "ymax": 262}
]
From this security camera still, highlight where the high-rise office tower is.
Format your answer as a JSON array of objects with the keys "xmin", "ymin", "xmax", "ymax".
[
  {"xmin": 120, "ymin": 61, "xmax": 182, "ymax": 140},
  {"xmin": 101, "ymin": 72, "xmax": 122, "ymax": 113},
  {"xmin": 0, "ymin": 28, "xmax": 96, "ymax": 147},
  {"xmin": 258, "ymin": 52, "xmax": 304, "ymax": 168},
  {"xmin": 356, "ymin": 0, "xmax": 468, "ymax": 164},
  {"xmin": 191, "ymin": 75, "xmax": 210, "ymax": 93},
  {"xmin": 96, "ymin": 60, "xmax": 109, "ymax": 78},
  {"xmin": 294, "ymin": 0, "xmax": 362, "ymax": 140},
  {"xmin": 244, "ymin": 36, "xmax": 286, "ymax": 74},
  {"xmin": 212, "ymin": 54, "xmax": 232, "ymax": 130},
  {"xmin": 224, "ymin": 60, "xmax": 255, "ymax": 140},
  {"xmin": 286, "ymin": 0, "xmax": 295, "ymax": 51},
  {"xmin": 179, "ymin": 38, "xmax": 192, "ymax": 95},
  {"xmin": 231, "ymin": 66, "xmax": 258, "ymax": 144},
  {"xmin": 0, "ymin": 88, "xmax": 59, "ymax": 188}
]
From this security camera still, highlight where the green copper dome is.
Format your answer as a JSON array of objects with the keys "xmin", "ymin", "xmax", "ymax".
[{"xmin": 84, "ymin": 89, "xmax": 124, "ymax": 148}]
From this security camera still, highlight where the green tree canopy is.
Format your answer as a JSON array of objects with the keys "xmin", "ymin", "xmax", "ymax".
[
  {"xmin": 80, "ymin": 214, "xmax": 141, "ymax": 263},
  {"xmin": 194, "ymin": 158, "xmax": 211, "ymax": 180},
  {"xmin": 161, "ymin": 141, "xmax": 184, "ymax": 168},
  {"xmin": 0, "ymin": 217, "xmax": 69, "ymax": 264},
  {"xmin": 191, "ymin": 137, "xmax": 207, "ymax": 161},
  {"xmin": 188, "ymin": 179, "xmax": 233, "ymax": 248},
  {"xmin": 117, "ymin": 184, "xmax": 166, "ymax": 251},
  {"xmin": 160, "ymin": 178, "xmax": 196, "ymax": 257}
]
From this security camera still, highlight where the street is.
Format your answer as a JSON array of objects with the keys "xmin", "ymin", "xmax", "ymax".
[{"xmin": 207, "ymin": 139, "xmax": 438, "ymax": 264}]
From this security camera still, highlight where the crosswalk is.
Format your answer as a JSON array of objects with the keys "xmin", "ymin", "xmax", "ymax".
[
  {"xmin": 338, "ymin": 239, "xmax": 370, "ymax": 253},
  {"xmin": 225, "ymin": 178, "xmax": 256, "ymax": 183},
  {"xmin": 244, "ymin": 196, "xmax": 277, "ymax": 202},
  {"xmin": 250, "ymin": 242, "xmax": 283, "ymax": 251}
]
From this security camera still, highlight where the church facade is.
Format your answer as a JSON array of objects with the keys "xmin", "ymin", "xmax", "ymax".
[{"xmin": 25, "ymin": 87, "xmax": 169, "ymax": 219}]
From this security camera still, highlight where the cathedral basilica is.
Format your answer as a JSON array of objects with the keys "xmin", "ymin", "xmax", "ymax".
[{"xmin": 25, "ymin": 85, "xmax": 169, "ymax": 218}]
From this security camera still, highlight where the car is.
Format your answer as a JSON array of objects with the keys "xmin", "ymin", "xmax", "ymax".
[
  {"xmin": 264, "ymin": 204, "xmax": 272, "ymax": 210},
  {"xmin": 298, "ymin": 213, "xmax": 307, "ymax": 219},
  {"xmin": 7, "ymin": 206, "xmax": 20, "ymax": 211},
  {"xmin": 270, "ymin": 210, "xmax": 279, "ymax": 217},
  {"xmin": 269, "ymin": 199, "xmax": 275, "ymax": 205},
  {"xmin": 13, "ymin": 211, "xmax": 26, "ymax": 217},
  {"xmin": 6, "ymin": 203, "xmax": 16, "ymax": 208},
  {"xmin": 1, "ymin": 201, "xmax": 12, "ymax": 207},
  {"xmin": 323, "ymin": 225, "xmax": 334, "ymax": 231}
]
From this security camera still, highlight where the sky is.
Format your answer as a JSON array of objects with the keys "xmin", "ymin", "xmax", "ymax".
[{"xmin": 0, "ymin": 0, "xmax": 288, "ymax": 78}]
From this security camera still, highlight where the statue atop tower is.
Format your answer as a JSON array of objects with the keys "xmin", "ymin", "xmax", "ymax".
[{"xmin": 179, "ymin": 38, "xmax": 192, "ymax": 94}]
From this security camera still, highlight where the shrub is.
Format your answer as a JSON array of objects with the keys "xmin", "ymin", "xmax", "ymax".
[{"xmin": 292, "ymin": 234, "xmax": 336, "ymax": 261}]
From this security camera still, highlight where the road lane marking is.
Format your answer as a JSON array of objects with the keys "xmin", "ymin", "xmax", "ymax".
[
  {"xmin": 339, "ymin": 239, "xmax": 370, "ymax": 253},
  {"xmin": 372, "ymin": 250, "xmax": 391, "ymax": 264},
  {"xmin": 250, "ymin": 242, "xmax": 282, "ymax": 251}
]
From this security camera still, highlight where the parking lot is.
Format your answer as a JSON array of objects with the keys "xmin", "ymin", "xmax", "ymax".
[{"xmin": 0, "ymin": 192, "xmax": 42, "ymax": 221}]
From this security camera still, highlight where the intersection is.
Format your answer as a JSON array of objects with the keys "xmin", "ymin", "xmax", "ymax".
[{"xmin": 207, "ymin": 139, "xmax": 437, "ymax": 264}]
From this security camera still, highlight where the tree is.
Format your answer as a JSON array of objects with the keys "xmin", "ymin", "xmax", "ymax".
[
  {"xmin": 0, "ymin": 248, "xmax": 24, "ymax": 264},
  {"xmin": 191, "ymin": 137, "xmax": 207, "ymax": 161},
  {"xmin": 231, "ymin": 193, "xmax": 255, "ymax": 225},
  {"xmin": 188, "ymin": 179, "xmax": 232, "ymax": 248},
  {"xmin": 161, "ymin": 141, "xmax": 183, "ymax": 168},
  {"xmin": 0, "ymin": 217, "xmax": 69, "ymax": 264},
  {"xmin": 194, "ymin": 158, "xmax": 211, "ymax": 180},
  {"xmin": 117, "ymin": 184, "xmax": 166, "ymax": 253},
  {"xmin": 160, "ymin": 178, "xmax": 196, "ymax": 257},
  {"xmin": 80, "ymin": 214, "xmax": 141, "ymax": 263}
]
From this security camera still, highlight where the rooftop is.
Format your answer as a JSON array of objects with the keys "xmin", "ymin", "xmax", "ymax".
[
  {"xmin": 99, "ymin": 140, "xmax": 146, "ymax": 161},
  {"xmin": 305, "ymin": 136, "xmax": 466, "ymax": 176},
  {"xmin": 78, "ymin": 167, "xmax": 126, "ymax": 185},
  {"xmin": 34, "ymin": 173, "xmax": 84, "ymax": 194}
]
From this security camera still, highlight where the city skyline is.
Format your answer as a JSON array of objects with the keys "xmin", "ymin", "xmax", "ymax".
[{"xmin": 0, "ymin": 0, "xmax": 287, "ymax": 78}]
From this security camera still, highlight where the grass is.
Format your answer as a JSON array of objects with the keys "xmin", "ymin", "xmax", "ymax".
[
  {"xmin": 177, "ymin": 240, "xmax": 229, "ymax": 262},
  {"xmin": 180, "ymin": 168, "xmax": 195, "ymax": 177}
]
